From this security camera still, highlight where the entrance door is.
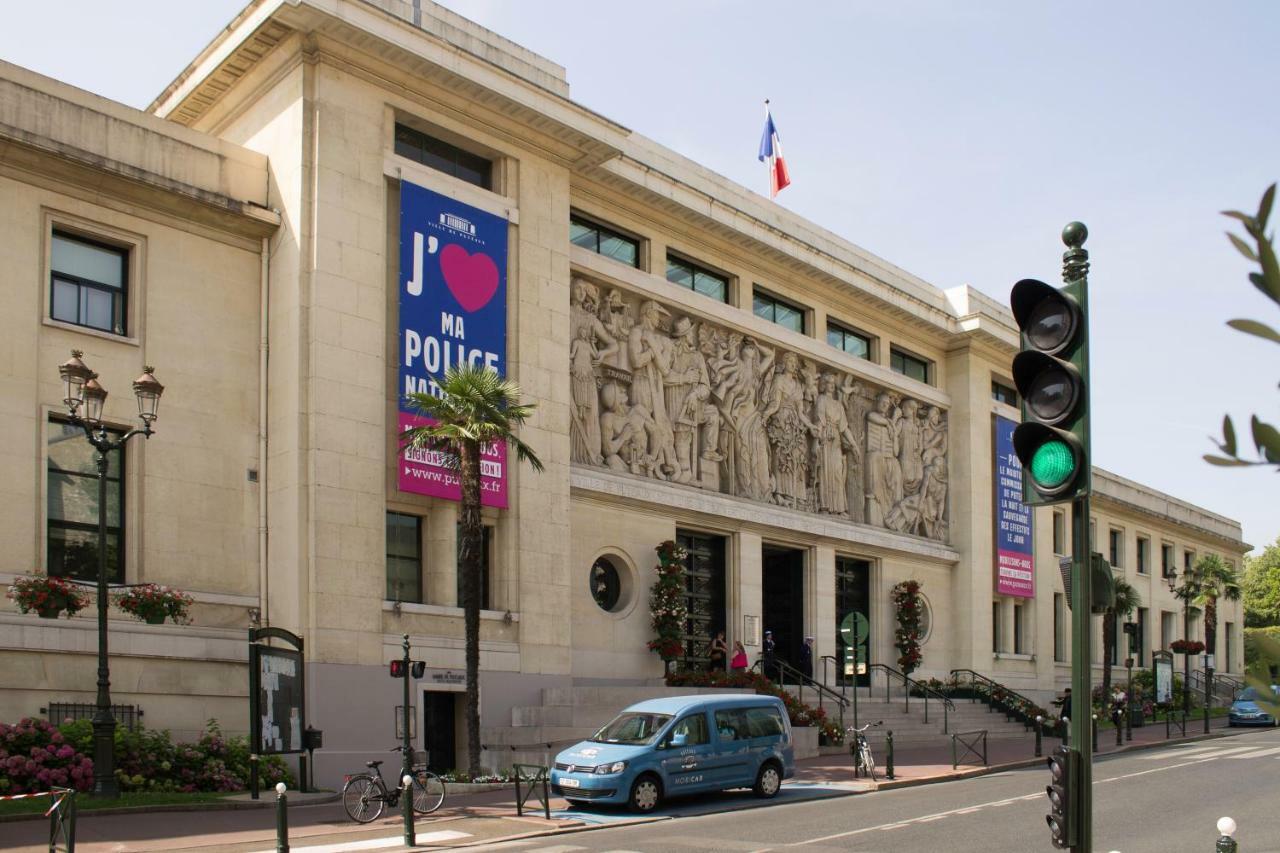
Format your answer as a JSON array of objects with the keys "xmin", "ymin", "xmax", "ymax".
[
  {"xmin": 836, "ymin": 557, "xmax": 871, "ymax": 687},
  {"xmin": 677, "ymin": 531, "xmax": 726, "ymax": 669},
  {"xmin": 762, "ymin": 546, "xmax": 805, "ymax": 675},
  {"xmin": 422, "ymin": 691, "xmax": 456, "ymax": 774}
]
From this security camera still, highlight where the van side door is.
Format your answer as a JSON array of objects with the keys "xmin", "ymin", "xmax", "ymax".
[
  {"xmin": 711, "ymin": 707, "xmax": 757, "ymax": 787},
  {"xmin": 658, "ymin": 711, "xmax": 715, "ymax": 794}
]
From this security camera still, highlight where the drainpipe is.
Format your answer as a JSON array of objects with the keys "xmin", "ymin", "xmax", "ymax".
[{"xmin": 258, "ymin": 235, "xmax": 270, "ymax": 625}]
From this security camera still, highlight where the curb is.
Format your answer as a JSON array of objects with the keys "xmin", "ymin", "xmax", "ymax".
[{"xmin": 0, "ymin": 791, "xmax": 341, "ymax": 823}]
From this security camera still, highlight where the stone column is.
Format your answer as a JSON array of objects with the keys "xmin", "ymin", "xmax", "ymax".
[
  {"xmin": 735, "ymin": 531, "xmax": 764, "ymax": 657},
  {"xmin": 425, "ymin": 503, "xmax": 458, "ymax": 607},
  {"xmin": 813, "ymin": 545, "xmax": 836, "ymax": 683}
]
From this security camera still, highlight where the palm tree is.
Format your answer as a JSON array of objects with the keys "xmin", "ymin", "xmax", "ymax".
[
  {"xmin": 1186, "ymin": 554, "xmax": 1242, "ymax": 669},
  {"xmin": 401, "ymin": 364, "xmax": 543, "ymax": 776},
  {"xmin": 1101, "ymin": 577, "xmax": 1142, "ymax": 704}
]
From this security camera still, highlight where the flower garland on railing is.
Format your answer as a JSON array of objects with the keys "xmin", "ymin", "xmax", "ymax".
[
  {"xmin": 891, "ymin": 579, "xmax": 924, "ymax": 675},
  {"xmin": 645, "ymin": 540, "xmax": 688, "ymax": 661}
]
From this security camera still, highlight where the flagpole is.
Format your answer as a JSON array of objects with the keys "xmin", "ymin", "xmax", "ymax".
[{"xmin": 763, "ymin": 99, "xmax": 771, "ymax": 198}]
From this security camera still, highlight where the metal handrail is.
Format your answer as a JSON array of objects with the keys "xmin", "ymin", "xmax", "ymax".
[
  {"xmin": 818, "ymin": 654, "xmax": 847, "ymax": 700},
  {"xmin": 1189, "ymin": 669, "xmax": 1242, "ymax": 704},
  {"xmin": 751, "ymin": 658, "xmax": 848, "ymax": 735},
  {"xmin": 866, "ymin": 663, "xmax": 953, "ymax": 733},
  {"xmin": 949, "ymin": 669, "xmax": 1041, "ymax": 728}
]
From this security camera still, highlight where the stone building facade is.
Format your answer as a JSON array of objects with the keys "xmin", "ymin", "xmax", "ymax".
[{"xmin": 0, "ymin": 0, "xmax": 1248, "ymax": 785}]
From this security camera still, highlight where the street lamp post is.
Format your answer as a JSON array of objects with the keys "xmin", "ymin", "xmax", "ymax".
[{"xmin": 57, "ymin": 350, "xmax": 164, "ymax": 799}]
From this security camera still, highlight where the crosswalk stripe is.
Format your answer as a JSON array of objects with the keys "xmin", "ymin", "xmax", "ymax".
[
  {"xmin": 1138, "ymin": 745, "xmax": 1258, "ymax": 760},
  {"xmin": 250, "ymin": 830, "xmax": 471, "ymax": 853},
  {"xmin": 1226, "ymin": 745, "xmax": 1280, "ymax": 759}
]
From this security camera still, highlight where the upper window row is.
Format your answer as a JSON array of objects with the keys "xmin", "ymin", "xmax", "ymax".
[{"xmin": 394, "ymin": 123, "xmax": 493, "ymax": 190}]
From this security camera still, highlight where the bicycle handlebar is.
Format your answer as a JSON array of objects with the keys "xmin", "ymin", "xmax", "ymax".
[{"xmin": 847, "ymin": 720, "xmax": 883, "ymax": 732}]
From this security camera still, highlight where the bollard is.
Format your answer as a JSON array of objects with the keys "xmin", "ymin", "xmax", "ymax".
[
  {"xmin": 885, "ymin": 730, "xmax": 895, "ymax": 780},
  {"xmin": 1215, "ymin": 816, "xmax": 1238, "ymax": 853},
  {"xmin": 402, "ymin": 774, "xmax": 416, "ymax": 848},
  {"xmin": 1116, "ymin": 711, "xmax": 1123, "ymax": 747},
  {"xmin": 250, "ymin": 754, "xmax": 260, "ymax": 800},
  {"xmin": 1091, "ymin": 714, "xmax": 1098, "ymax": 752},
  {"xmin": 1204, "ymin": 703, "xmax": 1211, "ymax": 735},
  {"xmin": 1061, "ymin": 716, "xmax": 1070, "ymax": 747},
  {"xmin": 298, "ymin": 755, "xmax": 308, "ymax": 794},
  {"xmin": 275, "ymin": 782, "xmax": 289, "ymax": 853},
  {"xmin": 1034, "ymin": 716, "xmax": 1043, "ymax": 758}
]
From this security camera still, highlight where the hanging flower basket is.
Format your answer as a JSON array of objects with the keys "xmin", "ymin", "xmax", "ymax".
[
  {"xmin": 5, "ymin": 575, "xmax": 90, "ymax": 619},
  {"xmin": 113, "ymin": 584, "xmax": 193, "ymax": 625},
  {"xmin": 1169, "ymin": 639, "xmax": 1205, "ymax": 655}
]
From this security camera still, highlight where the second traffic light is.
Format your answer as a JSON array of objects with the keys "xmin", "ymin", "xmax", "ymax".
[
  {"xmin": 1010, "ymin": 226, "xmax": 1091, "ymax": 505},
  {"xmin": 390, "ymin": 660, "xmax": 427, "ymax": 678},
  {"xmin": 1046, "ymin": 745, "xmax": 1079, "ymax": 848}
]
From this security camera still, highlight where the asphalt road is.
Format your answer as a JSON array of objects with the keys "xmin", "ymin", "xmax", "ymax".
[{"xmin": 477, "ymin": 728, "xmax": 1280, "ymax": 853}]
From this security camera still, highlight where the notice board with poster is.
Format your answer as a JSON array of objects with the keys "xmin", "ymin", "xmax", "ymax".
[
  {"xmin": 249, "ymin": 628, "xmax": 305, "ymax": 755},
  {"xmin": 397, "ymin": 180, "xmax": 509, "ymax": 507},
  {"xmin": 994, "ymin": 415, "xmax": 1035, "ymax": 598}
]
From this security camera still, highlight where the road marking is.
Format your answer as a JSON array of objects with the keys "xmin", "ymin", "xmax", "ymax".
[
  {"xmin": 1225, "ymin": 745, "xmax": 1280, "ymax": 759},
  {"xmin": 250, "ymin": 830, "xmax": 471, "ymax": 853}
]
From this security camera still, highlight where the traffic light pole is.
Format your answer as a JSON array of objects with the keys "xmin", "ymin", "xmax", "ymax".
[
  {"xmin": 401, "ymin": 634, "xmax": 413, "ymax": 783},
  {"xmin": 1070, "ymin": 496, "xmax": 1093, "ymax": 852}
]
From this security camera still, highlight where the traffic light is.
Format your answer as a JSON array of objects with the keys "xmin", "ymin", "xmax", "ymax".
[
  {"xmin": 1046, "ymin": 745, "xmax": 1078, "ymax": 848},
  {"xmin": 411, "ymin": 661, "xmax": 426, "ymax": 679},
  {"xmin": 1010, "ymin": 230, "xmax": 1091, "ymax": 505},
  {"xmin": 389, "ymin": 660, "xmax": 407, "ymax": 678}
]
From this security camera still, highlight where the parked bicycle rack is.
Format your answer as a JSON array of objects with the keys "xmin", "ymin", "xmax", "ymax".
[
  {"xmin": 0, "ymin": 787, "xmax": 76, "ymax": 852},
  {"xmin": 951, "ymin": 730, "xmax": 988, "ymax": 769},
  {"xmin": 513, "ymin": 764, "xmax": 550, "ymax": 819}
]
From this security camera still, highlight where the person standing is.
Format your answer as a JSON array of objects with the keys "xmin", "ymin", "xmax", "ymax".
[
  {"xmin": 730, "ymin": 640, "xmax": 748, "ymax": 674},
  {"xmin": 800, "ymin": 636, "xmax": 814, "ymax": 680},
  {"xmin": 706, "ymin": 630, "xmax": 728, "ymax": 672},
  {"xmin": 1059, "ymin": 687, "xmax": 1073, "ymax": 721},
  {"xmin": 763, "ymin": 630, "xmax": 777, "ymax": 680}
]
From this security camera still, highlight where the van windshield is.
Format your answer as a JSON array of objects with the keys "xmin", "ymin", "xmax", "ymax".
[{"xmin": 590, "ymin": 712, "xmax": 673, "ymax": 745}]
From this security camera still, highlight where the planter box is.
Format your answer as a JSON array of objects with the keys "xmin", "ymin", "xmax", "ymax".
[{"xmin": 791, "ymin": 725, "xmax": 819, "ymax": 760}]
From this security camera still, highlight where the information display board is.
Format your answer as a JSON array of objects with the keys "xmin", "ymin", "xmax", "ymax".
[{"xmin": 248, "ymin": 628, "xmax": 306, "ymax": 756}]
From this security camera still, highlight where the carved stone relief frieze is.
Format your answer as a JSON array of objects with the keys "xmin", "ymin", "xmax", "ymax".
[{"xmin": 569, "ymin": 277, "xmax": 950, "ymax": 541}]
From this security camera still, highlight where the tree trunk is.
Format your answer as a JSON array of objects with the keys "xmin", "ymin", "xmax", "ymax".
[
  {"xmin": 1101, "ymin": 611, "xmax": 1114, "ymax": 703},
  {"xmin": 458, "ymin": 438, "xmax": 484, "ymax": 777},
  {"xmin": 1204, "ymin": 597, "xmax": 1218, "ymax": 655}
]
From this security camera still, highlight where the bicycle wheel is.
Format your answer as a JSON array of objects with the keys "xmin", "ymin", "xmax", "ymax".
[
  {"xmin": 342, "ymin": 774, "xmax": 385, "ymax": 823},
  {"xmin": 411, "ymin": 771, "xmax": 446, "ymax": 814},
  {"xmin": 860, "ymin": 744, "xmax": 876, "ymax": 780}
]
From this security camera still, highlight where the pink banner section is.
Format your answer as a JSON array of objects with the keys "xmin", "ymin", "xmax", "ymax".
[
  {"xmin": 997, "ymin": 549, "xmax": 1035, "ymax": 598},
  {"xmin": 398, "ymin": 411, "xmax": 508, "ymax": 508}
]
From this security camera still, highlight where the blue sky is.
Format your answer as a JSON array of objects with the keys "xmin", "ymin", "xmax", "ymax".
[{"xmin": 2, "ymin": 1, "xmax": 1276, "ymax": 553}]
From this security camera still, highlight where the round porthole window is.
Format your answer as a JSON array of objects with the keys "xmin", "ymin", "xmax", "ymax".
[
  {"xmin": 918, "ymin": 596, "xmax": 933, "ymax": 644},
  {"xmin": 590, "ymin": 557, "xmax": 623, "ymax": 612}
]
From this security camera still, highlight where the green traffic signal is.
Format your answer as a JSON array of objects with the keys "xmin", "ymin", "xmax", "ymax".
[{"xmin": 1031, "ymin": 440, "xmax": 1075, "ymax": 488}]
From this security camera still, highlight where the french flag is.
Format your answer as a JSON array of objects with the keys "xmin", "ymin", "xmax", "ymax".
[{"xmin": 757, "ymin": 101, "xmax": 791, "ymax": 198}]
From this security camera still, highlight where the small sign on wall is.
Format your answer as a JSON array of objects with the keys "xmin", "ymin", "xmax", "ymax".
[{"xmin": 744, "ymin": 615, "xmax": 760, "ymax": 647}]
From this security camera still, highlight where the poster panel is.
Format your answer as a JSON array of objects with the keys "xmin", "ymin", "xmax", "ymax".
[
  {"xmin": 254, "ymin": 646, "xmax": 303, "ymax": 754},
  {"xmin": 397, "ymin": 181, "xmax": 509, "ymax": 507},
  {"xmin": 995, "ymin": 415, "xmax": 1035, "ymax": 597}
]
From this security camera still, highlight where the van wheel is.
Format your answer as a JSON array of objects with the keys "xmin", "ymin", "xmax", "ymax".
[
  {"xmin": 628, "ymin": 774, "xmax": 662, "ymax": 813},
  {"xmin": 754, "ymin": 761, "xmax": 782, "ymax": 799}
]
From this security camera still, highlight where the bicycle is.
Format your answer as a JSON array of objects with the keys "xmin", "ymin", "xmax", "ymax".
[
  {"xmin": 341, "ymin": 746, "xmax": 446, "ymax": 823},
  {"xmin": 847, "ymin": 720, "xmax": 882, "ymax": 780}
]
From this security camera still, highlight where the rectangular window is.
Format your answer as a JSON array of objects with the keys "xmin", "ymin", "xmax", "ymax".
[
  {"xmin": 1014, "ymin": 603, "xmax": 1026, "ymax": 654},
  {"xmin": 1161, "ymin": 543, "xmax": 1174, "ymax": 577},
  {"xmin": 826, "ymin": 321, "xmax": 872, "ymax": 360},
  {"xmin": 1161, "ymin": 611, "xmax": 1176, "ymax": 649},
  {"xmin": 386, "ymin": 512, "xmax": 423, "ymax": 603},
  {"xmin": 753, "ymin": 288, "xmax": 806, "ymax": 334},
  {"xmin": 1053, "ymin": 593, "xmax": 1066, "ymax": 662},
  {"xmin": 1090, "ymin": 519, "xmax": 1096, "ymax": 549},
  {"xmin": 1136, "ymin": 537, "xmax": 1150, "ymax": 575},
  {"xmin": 992, "ymin": 380, "xmax": 1018, "ymax": 407},
  {"xmin": 570, "ymin": 213, "xmax": 639, "ymax": 268},
  {"xmin": 666, "ymin": 254, "xmax": 728, "ymax": 302},
  {"xmin": 1109, "ymin": 612, "xmax": 1120, "ymax": 666},
  {"xmin": 456, "ymin": 524, "xmax": 493, "ymax": 610},
  {"xmin": 1052, "ymin": 511, "xmax": 1066, "ymax": 556},
  {"xmin": 50, "ymin": 231, "xmax": 127, "ymax": 336},
  {"xmin": 890, "ymin": 347, "xmax": 931, "ymax": 384},
  {"xmin": 394, "ymin": 123, "xmax": 492, "ymax": 189},
  {"xmin": 992, "ymin": 601, "xmax": 1001, "ymax": 652},
  {"xmin": 1184, "ymin": 549, "xmax": 1195, "ymax": 573},
  {"xmin": 48, "ymin": 420, "xmax": 124, "ymax": 582},
  {"xmin": 1109, "ymin": 528, "xmax": 1124, "ymax": 569},
  {"xmin": 1226, "ymin": 622, "xmax": 1235, "ymax": 672}
]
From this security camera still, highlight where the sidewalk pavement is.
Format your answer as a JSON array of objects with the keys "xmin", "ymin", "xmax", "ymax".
[{"xmin": 0, "ymin": 714, "xmax": 1241, "ymax": 853}]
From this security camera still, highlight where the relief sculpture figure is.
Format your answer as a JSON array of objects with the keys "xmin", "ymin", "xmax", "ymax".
[
  {"xmin": 865, "ymin": 392, "xmax": 903, "ymax": 527},
  {"xmin": 714, "ymin": 339, "xmax": 774, "ymax": 501},
  {"xmin": 761, "ymin": 352, "xmax": 813, "ymax": 508},
  {"xmin": 896, "ymin": 398, "xmax": 924, "ymax": 496},
  {"xmin": 840, "ymin": 378, "xmax": 871, "ymax": 524},
  {"xmin": 598, "ymin": 383, "xmax": 633, "ymax": 472},
  {"xmin": 569, "ymin": 279, "xmax": 616, "ymax": 466},
  {"xmin": 813, "ymin": 372, "xmax": 860, "ymax": 515},
  {"xmin": 627, "ymin": 301, "xmax": 677, "ymax": 479},
  {"xmin": 665, "ymin": 316, "xmax": 722, "ymax": 484}
]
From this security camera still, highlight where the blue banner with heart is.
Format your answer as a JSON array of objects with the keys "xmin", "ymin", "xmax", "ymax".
[{"xmin": 398, "ymin": 180, "xmax": 509, "ymax": 506}]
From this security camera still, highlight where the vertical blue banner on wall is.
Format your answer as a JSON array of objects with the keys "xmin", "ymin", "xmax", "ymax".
[
  {"xmin": 994, "ymin": 415, "xmax": 1034, "ymax": 597},
  {"xmin": 397, "ymin": 181, "xmax": 509, "ymax": 507}
]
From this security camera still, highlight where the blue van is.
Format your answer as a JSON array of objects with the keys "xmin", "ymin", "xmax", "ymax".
[{"xmin": 549, "ymin": 693, "xmax": 795, "ymax": 812}]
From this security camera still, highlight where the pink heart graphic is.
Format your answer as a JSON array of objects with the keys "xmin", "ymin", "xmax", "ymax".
[{"xmin": 439, "ymin": 244, "xmax": 499, "ymax": 313}]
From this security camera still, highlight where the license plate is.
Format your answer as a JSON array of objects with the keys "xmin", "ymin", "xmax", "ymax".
[{"xmin": 560, "ymin": 777, "xmax": 580, "ymax": 788}]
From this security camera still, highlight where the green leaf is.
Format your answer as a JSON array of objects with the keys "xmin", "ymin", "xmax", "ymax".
[
  {"xmin": 1258, "ymin": 183, "xmax": 1276, "ymax": 229},
  {"xmin": 1227, "ymin": 232, "xmax": 1259, "ymax": 261},
  {"xmin": 1257, "ymin": 239, "xmax": 1280, "ymax": 302},
  {"xmin": 1203, "ymin": 454, "xmax": 1253, "ymax": 467},
  {"xmin": 1252, "ymin": 416, "xmax": 1280, "ymax": 464},
  {"xmin": 1222, "ymin": 210, "xmax": 1255, "ymax": 225},
  {"xmin": 1222, "ymin": 414, "xmax": 1237, "ymax": 456},
  {"xmin": 1227, "ymin": 318, "xmax": 1280, "ymax": 344},
  {"xmin": 1248, "ymin": 272, "xmax": 1280, "ymax": 304}
]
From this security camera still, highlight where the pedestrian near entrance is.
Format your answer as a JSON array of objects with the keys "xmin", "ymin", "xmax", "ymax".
[
  {"xmin": 706, "ymin": 630, "xmax": 728, "ymax": 672},
  {"xmin": 730, "ymin": 640, "xmax": 748, "ymax": 673},
  {"xmin": 763, "ymin": 630, "xmax": 777, "ymax": 680},
  {"xmin": 1058, "ymin": 687, "xmax": 1072, "ymax": 721},
  {"xmin": 800, "ymin": 636, "xmax": 814, "ymax": 680}
]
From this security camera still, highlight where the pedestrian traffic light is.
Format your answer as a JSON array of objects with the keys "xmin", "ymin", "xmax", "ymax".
[
  {"xmin": 1010, "ymin": 224, "xmax": 1091, "ymax": 505},
  {"xmin": 389, "ymin": 660, "xmax": 407, "ymax": 678},
  {"xmin": 1046, "ymin": 745, "xmax": 1078, "ymax": 848},
  {"xmin": 411, "ymin": 661, "xmax": 426, "ymax": 679}
]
